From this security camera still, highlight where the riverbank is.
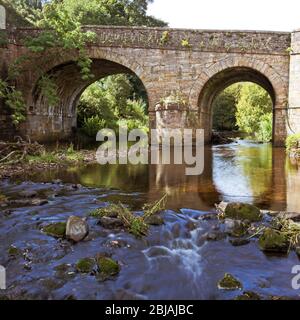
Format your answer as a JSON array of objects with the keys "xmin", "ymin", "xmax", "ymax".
[{"xmin": 0, "ymin": 140, "xmax": 97, "ymax": 179}]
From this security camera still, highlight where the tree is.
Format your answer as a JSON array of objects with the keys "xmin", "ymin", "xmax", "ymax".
[
  {"xmin": 212, "ymin": 84, "xmax": 241, "ymax": 131},
  {"xmin": 235, "ymin": 83, "xmax": 272, "ymax": 137}
]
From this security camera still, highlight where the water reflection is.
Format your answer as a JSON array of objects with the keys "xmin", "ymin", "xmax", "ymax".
[{"xmin": 24, "ymin": 141, "xmax": 300, "ymax": 212}]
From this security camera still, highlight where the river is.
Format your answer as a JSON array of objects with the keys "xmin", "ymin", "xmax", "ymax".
[{"xmin": 1, "ymin": 141, "xmax": 300, "ymax": 300}]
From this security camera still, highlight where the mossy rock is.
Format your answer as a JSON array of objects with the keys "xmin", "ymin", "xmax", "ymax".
[
  {"xmin": 76, "ymin": 258, "xmax": 96, "ymax": 274},
  {"xmin": 235, "ymin": 291, "xmax": 261, "ymax": 300},
  {"xmin": 8, "ymin": 245, "xmax": 22, "ymax": 257},
  {"xmin": 218, "ymin": 273, "xmax": 242, "ymax": 290},
  {"xmin": 42, "ymin": 222, "xmax": 66, "ymax": 238},
  {"xmin": 224, "ymin": 203, "xmax": 262, "ymax": 222},
  {"xmin": 96, "ymin": 256, "xmax": 120, "ymax": 279},
  {"xmin": 258, "ymin": 228, "xmax": 289, "ymax": 253}
]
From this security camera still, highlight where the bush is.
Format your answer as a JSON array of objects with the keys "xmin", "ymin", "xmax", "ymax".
[
  {"xmin": 82, "ymin": 115, "xmax": 106, "ymax": 137},
  {"xmin": 286, "ymin": 133, "xmax": 300, "ymax": 151}
]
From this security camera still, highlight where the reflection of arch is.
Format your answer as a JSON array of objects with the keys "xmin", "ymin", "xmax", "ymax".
[
  {"xmin": 190, "ymin": 57, "xmax": 288, "ymax": 144},
  {"xmin": 0, "ymin": 5, "xmax": 6, "ymax": 30}
]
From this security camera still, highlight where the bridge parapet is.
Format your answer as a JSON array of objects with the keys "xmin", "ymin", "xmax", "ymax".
[{"xmin": 11, "ymin": 26, "xmax": 291, "ymax": 55}]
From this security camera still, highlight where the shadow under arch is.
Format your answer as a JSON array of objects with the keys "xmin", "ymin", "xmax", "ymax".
[
  {"xmin": 197, "ymin": 66, "xmax": 276, "ymax": 143},
  {"xmin": 29, "ymin": 58, "xmax": 149, "ymax": 142}
]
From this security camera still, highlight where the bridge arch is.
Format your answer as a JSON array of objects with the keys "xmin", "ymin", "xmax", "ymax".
[
  {"xmin": 189, "ymin": 57, "xmax": 288, "ymax": 145},
  {"xmin": 26, "ymin": 49, "xmax": 150, "ymax": 142}
]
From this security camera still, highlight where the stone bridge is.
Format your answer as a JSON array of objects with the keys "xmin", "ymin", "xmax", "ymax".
[{"xmin": 1, "ymin": 6, "xmax": 300, "ymax": 145}]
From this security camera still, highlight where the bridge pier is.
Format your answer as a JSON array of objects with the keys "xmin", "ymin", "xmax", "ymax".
[{"xmin": 288, "ymin": 30, "xmax": 300, "ymax": 135}]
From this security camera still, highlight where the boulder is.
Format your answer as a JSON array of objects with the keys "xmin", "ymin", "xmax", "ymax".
[
  {"xmin": 98, "ymin": 217, "xmax": 124, "ymax": 229},
  {"xmin": 96, "ymin": 255, "xmax": 120, "ymax": 279},
  {"xmin": 42, "ymin": 222, "xmax": 66, "ymax": 238},
  {"xmin": 66, "ymin": 216, "xmax": 89, "ymax": 242},
  {"xmin": 225, "ymin": 219, "xmax": 249, "ymax": 237},
  {"xmin": 218, "ymin": 273, "xmax": 242, "ymax": 290},
  {"xmin": 258, "ymin": 228, "xmax": 289, "ymax": 253},
  {"xmin": 224, "ymin": 202, "xmax": 262, "ymax": 222}
]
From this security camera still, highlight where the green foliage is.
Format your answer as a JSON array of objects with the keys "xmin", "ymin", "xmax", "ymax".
[
  {"xmin": 256, "ymin": 113, "xmax": 273, "ymax": 142},
  {"xmin": 4, "ymin": 0, "xmax": 165, "ymax": 128},
  {"xmin": 286, "ymin": 133, "xmax": 300, "ymax": 152},
  {"xmin": 212, "ymin": 84, "xmax": 241, "ymax": 131},
  {"xmin": 82, "ymin": 116, "xmax": 107, "ymax": 137},
  {"xmin": 38, "ymin": 75, "xmax": 59, "ymax": 106},
  {"xmin": 60, "ymin": 0, "xmax": 167, "ymax": 27},
  {"xmin": 0, "ymin": 80, "xmax": 26, "ymax": 125},
  {"xmin": 236, "ymin": 83, "xmax": 273, "ymax": 135},
  {"xmin": 78, "ymin": 75, "xmax": 149, "ymax": 137}
]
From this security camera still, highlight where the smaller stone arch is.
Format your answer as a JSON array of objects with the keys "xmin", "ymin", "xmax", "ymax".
[
  {"xmin": 191, "ymin": 57, "xmax": 289, "ymax": 145},
  {"xmin": 0, "ymin": 5, "xmax": 6, "ymax": 30}
]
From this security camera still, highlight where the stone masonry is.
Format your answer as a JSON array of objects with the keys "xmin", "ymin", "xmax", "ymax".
[{"xmin": 0, "ymin": 4, "xmax": 299, "ymax": 146}]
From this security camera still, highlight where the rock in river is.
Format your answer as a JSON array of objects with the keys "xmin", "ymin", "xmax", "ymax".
[
  {"xmin": 218, "ymin": 273, "xmax": 242, "ymax": 290},
  {"xmin": 19, "ymin": 190, "xmax": 37, "ymax": 198},
  {"xmin": 258, "ymin": 228, "xmax": 289, "ymax": 253},
  {"xmin": 96, "ymin": 255, "xmax": 120, "ymax": 280},
  {"xmin": 225, "ymin": 219, "xmax": 249, "ymax": 237},
  {"xmin": 223, "ymin": 202, "xmax": 262, "ymax": 222},
  {"xmin": 99, "ymin": 217, "xmax": 124, "ymax": 229},
  {"xmin": 42, "ymin": 222, "xmax": 67, "ymax": 238},
  {"xmin": 76, "ymin": 258, "xmax": 96, "ymax": 274},
  {"xmin": 66, "ymin": 216, "xmax": 89, "ymax": 242}
]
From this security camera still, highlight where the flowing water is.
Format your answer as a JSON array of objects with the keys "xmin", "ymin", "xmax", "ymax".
[{"xmin": 1, "ymin": 141, "xmax": 300, "ymax": 300}]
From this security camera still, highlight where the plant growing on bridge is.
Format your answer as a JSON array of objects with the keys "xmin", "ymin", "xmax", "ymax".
[
  {"xmin": 181, "ymin": 38, "xmax": 191, "ymax": 48},
  {"xmin": 0, "ymin": 80, "xmax": 26, "ymax": 125},
  {"xmin": 160, "ymin": 30, "xmax": 170, "ymax": 45}
]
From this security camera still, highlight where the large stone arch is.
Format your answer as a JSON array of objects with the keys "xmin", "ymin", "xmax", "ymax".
[
  {"xmin": 189, "ymin": 56, "xmax": 288, "ymax": 145},
  {"xmin": 24, "ymin": 48, "xmax": 150, "ymax": 142}
]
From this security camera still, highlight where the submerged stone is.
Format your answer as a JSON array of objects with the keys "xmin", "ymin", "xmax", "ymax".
[
  {"xmin": 19, "ymin": 190, "xmax": 37, "ymax": 198},
  {"xmin": 206, "ymin": 231, "xmax": 227, "ymax": 241},
  {"xmin": 224, "ymin": 203, "xmax": 262, "ymax": 222},
  {"xmin": 258, "ymin": 228, "xmax": 289, "ymax": 253},
  {"xmin": 96, "ymin": 255, "xmax": 120, "ymax": 279},
  {"xmin": 296, "ymin": 247, "xmax": 300, "ymax": 258},
  {"xmin": 76, "ymin": 258, "xmax": 96, "ymax": 274},
  {"xmin": 235, "ymin": 291, "xmax": 261, "ymax": 300},
  {"xmin": 66, "ymin": 216, "xmax": 89, "ymax": 242},
  {"xmin": 42, "ymin": 222, "xmax": 66, "ymax": 238},
  {"xmin": 8, "ymin": 245, "xmax": 22, "ymax": 257},
  {"xmin": 145, "ymin": 215, "xmax": 164, "ymax": 226},
  {"xmin": 218, "ymin": 273, "xmax": 242, "ymax": 290},
  {"xmin": 229, "ymin": 238, "xmax": 250, "ymax": 247},
  {"xmin": 31, "ymin": 198, "xmax": 48, "ymax": 206}
]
